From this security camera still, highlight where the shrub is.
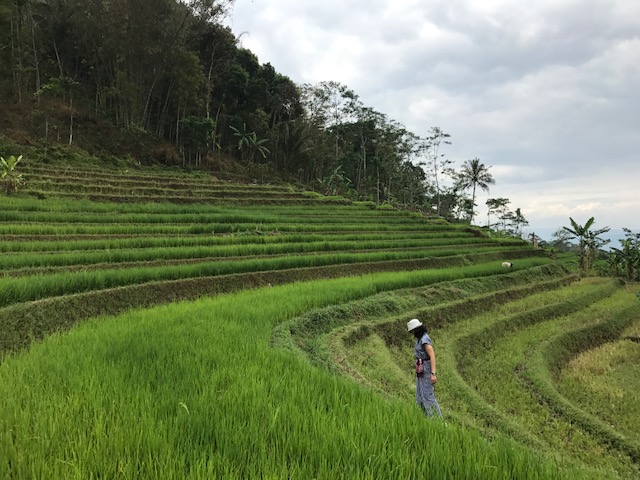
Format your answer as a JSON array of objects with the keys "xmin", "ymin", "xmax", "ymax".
[{"xmin": 1, "ymin": 154, "xmax": 25, "ymax": 193}]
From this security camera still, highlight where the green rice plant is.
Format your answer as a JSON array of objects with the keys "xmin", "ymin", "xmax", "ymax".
[
  {"xmin": 0, "ymin": 275, "xmax": 590, "ymax": 479},
  {"xmin": 0, "ymin": 196, "xmax": 483, "ymax": 229},
  {"xmin": 0, "ymin": 248, "xmax": 546, "ymax": 307},
  {"xmin": 0, "ymin": 231, "xmax": 480, "ymax": 254},
  {"xmin": 0, "ymin": 209, "xmax": 444, "ymax": 229},
  {"xmin": 0, "ymin": 164, "xmax": 608, "ymax": 477},
  {"xmin": 0, "ymin": 240, "xmax": 526, "ymax": 272},
  {"xmin": 0, "ymin": 221, "xmax": 469, "ymax": 236},
  {"xmin": 1, "ymin": 195, "xmax": 429, "ymax": 217},
  {"xmin": 0, "ymin": 257, "xmax": 548, "ymax": 357},
  {"xmin": 0, "ymin": 208, "xmax": 449, "ymax": 226}
]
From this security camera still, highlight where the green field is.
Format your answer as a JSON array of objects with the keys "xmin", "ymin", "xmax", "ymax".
[{"xmin": 1, "ymin": 163, "xmax": 638, "ymax": 479}]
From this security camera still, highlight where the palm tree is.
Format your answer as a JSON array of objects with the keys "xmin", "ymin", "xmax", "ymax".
[
  {"xmin": 562, "ymin": 217, "xmax": 610, "ymax": 274},
  {"xmin": 456, "ymin": 158, "xmax": 495, "ymax": 224}
]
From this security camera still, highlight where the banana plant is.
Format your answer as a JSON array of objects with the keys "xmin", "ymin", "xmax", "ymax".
[
  {"xmin": 1, "ymin": 155, "xmax": 25, "ymax": 194},
  {"xmin": 562, "ymin": 217, "xmax": 610, "ymax": 274},
  {"xmin": 609, "ymin": 229, "xmax": 640, "ymax": 280},
  {"xmin": 230, "ymin": 124, "xmax": 270, "ymax": 162}
]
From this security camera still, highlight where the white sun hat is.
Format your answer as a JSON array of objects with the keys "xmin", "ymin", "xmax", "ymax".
[{"xmin": 407, "ymin": 318, "xmax": 423, "ymax": 331}]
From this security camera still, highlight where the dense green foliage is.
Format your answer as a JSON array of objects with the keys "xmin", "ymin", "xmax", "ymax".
[{"xmin": 0, "ymin": 0, "xmax": 534, "ymax": 220}]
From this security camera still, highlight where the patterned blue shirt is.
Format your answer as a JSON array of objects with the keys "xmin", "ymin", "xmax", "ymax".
[{"xmin": 414, "ymin": 333, "xmax": 432, "ymax": 361}]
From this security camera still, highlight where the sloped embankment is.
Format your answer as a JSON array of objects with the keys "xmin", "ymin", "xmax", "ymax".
[{"xmin": 280, "ymin": 271, "xmax": 639, "ymax": 478}]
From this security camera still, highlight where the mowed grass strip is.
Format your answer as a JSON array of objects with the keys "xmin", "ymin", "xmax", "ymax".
[
  {"xmin": 445, "ymin": 279, "xmax": 616, "ymax": 427},
  {"xmin": 520, "ymin": 289, "xmax": 640, "ymax": 467},
  {"xmin": 558, "ymin": 300, "xmax": 640, "ymax": 443},
  {"xmin": 451, "ymin": 283, "xmax": 639, "ymax": 478},
  {"xmin": 0, "ymin": 273, "xmax": 588, "ymax": 479},
  {"xmin": 275, "ymin": 263, "xmax": 573, "ymax": 375}
]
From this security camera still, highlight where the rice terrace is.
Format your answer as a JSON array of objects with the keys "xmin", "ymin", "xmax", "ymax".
[{"xmin": 0, "ymin": 160, "xmax": 636, "ymax": 480}]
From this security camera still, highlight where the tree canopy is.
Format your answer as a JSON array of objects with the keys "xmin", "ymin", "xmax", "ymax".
[{"xmin": 1, "ymin": 0, "xmax": 520, "ymax": 220}]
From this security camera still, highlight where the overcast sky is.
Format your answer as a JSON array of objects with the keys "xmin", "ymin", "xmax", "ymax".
[{"xmin": 225, "ymin": 0, "xmax": 639, "ymax": 238}]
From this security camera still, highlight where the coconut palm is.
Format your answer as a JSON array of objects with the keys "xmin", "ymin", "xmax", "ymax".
[{"xmin": 456, "ymin": 158, "xmax": 495, "ymax": 224}]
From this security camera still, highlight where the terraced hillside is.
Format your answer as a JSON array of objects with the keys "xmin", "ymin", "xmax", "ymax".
[
  {"xmin": 1, "ymin": 163, "xmax": 638, "ymax": 479},
  {"xmin": 1, "ymin": 163, "xmax": 539, "ymax": 355},
  {"xmin": 20, "ymin": 163, "xmax": 322, "ymax": 204}
]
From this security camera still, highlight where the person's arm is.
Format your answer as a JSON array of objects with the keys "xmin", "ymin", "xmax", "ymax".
[{"xmin": 425, "ymin": 344, "xmax": 437, "ymax": 384}]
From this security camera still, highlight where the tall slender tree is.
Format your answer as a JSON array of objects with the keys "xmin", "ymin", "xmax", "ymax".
[
  {"xmin": 421, "ymin": 127, "xmax": 451, "ymax": 216},
  {"xmin": 455, "ymin": 157, "xmax": 495, "ymax": 224},
  {"xmin": 486, "ymin": 197, "xmax": 510, "ymax": 229}
]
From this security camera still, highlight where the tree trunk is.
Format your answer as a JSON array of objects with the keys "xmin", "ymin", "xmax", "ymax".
[
  {"xmin": 213, "ymin": 94, "xmax": 225, "ymax": 152},
  {"xmin": 68, "ymin": 96, "xmax": 74, "ymax": 145},
  {"xmin": 11, "ymin": 8, "xmax": 24, "ymax": 103},
  {"xmin": 52, "ymin": 36, "xmax": 63, "ymax": 77},
  {"xmin": 205, "ymin": 42, "xmax": 218, "ymax": 119},
  {"xmin": 470, "ymin": 184, "xmax": 477, "ymax": 223},
  {"xmin": 28, "ymin": 2, "xmax": 41, "ymax": 93}
]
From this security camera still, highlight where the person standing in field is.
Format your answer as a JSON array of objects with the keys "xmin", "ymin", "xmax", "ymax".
[{"xmin": 407, "ymin": 318, "xmax": 442, "ymax": 418}]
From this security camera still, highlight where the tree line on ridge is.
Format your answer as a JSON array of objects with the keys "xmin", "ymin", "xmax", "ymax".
[{"xmin": 1, "ymin": 0, "xmax": 531, "ymax": 226}]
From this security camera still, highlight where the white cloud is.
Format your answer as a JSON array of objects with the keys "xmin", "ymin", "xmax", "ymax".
[{"xmin": 227, "ymin": 0, "xmax": 640, "ymax": 231}]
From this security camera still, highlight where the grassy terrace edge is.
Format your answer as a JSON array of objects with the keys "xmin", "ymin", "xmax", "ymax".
[{"xmin": 523, "ymin": 301, "xmax": 640, "ymax": 462}]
